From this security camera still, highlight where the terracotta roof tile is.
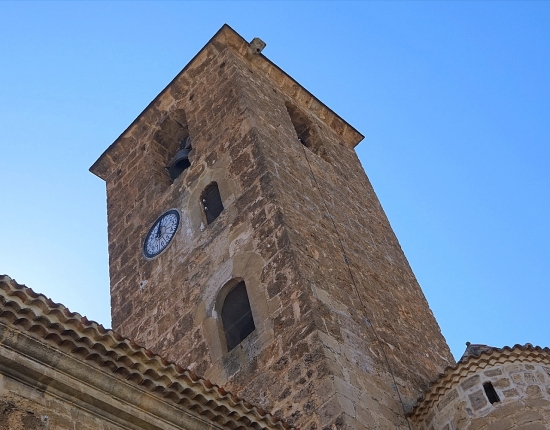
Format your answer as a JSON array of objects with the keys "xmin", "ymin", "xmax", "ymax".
[
  {"xmin": 409, "ymin": 342, "xmax": 550, "ymax": 422},
  {"xmin": 0, "ymin": 275, "xmax": 293, "ymax": 430}
]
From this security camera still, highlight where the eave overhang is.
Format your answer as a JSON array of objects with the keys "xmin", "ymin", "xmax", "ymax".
[{"xmin": 0, "ymin": 275, "xmax": 292, "ymax": 430}]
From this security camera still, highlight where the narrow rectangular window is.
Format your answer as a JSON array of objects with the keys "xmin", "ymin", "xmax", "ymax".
[
  {"xmin": 202, "ymin": 182, "xmax": 224, "ymax": 224},
  {"xmin": 483, "ymin": 382, "xmax": 500, "ymax": 404},
  {"xmin": 221, "ymin": 281, "xmax": 255, "ymax": 351}
]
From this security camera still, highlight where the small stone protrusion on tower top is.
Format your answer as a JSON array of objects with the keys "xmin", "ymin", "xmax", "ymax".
[
  {"xmin": 248, "ymin": 37, "xmax": 266, "ymax": 55},
  {"xmin": 461, "ymin": 342, "xmax": 495, "ymax": 361}
]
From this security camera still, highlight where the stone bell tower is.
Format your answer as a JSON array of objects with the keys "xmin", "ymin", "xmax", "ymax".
[{"xmin": 91, "ymin": 25, "xmax": 454, "ymax": 430}]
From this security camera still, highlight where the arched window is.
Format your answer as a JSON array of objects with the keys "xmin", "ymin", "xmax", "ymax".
[
  {"xmin": 152, "ymin": 108, "xmax": 192, "ymax": 184},
  {"xmin": 221, "ymin": 281, "xmax": 255, "ymax": 351},
  {"xmin": 286, "ymin": 102, "xmax": 314, "ymax": 148},
  {"xmin": 201, "ymin": 182, "xmax": 224, "ymax": 224},
  {"xmin": 285, "ymin": 102, "xmax": 330, "ymax": 163}
]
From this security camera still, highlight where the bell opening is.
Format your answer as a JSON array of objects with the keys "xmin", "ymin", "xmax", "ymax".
[
  {"xmin": 168, "ymin": 149, "xmax": 191, "ymax": 181},
  {"xmin": 167, "ymin": 136, "xmax": 192, "ymax": 181}
]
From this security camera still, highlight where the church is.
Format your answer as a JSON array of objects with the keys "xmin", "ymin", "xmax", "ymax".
[{"xmin": 1, "ymin": 25, "xmax": 548, "ymax": 430}]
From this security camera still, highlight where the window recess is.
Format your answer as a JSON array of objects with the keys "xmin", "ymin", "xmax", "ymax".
[
  {"xmin": 221, "ymin": 281, "xmax": 255, "ymax": 351},
  {"xmin": 285, "ymin": 102, "xmax": 329, "ymax": 162},
  {"xmin": 483, "ymin": 382, "xmax": 500, "ymax": 404},
  {"xmin": 201, "ymin": 182, "xmax": 224, "ymax": 224}
]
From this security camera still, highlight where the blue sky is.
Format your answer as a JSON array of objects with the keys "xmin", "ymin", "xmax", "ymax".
[{"xmin": 0, "ymin": 1, "xmax": 548, "ymax": 360}]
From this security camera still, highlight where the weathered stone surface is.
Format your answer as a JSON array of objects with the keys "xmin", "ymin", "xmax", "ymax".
[
  {"xmin": 0, "ymin": 399, "xmax": 47, "ymax": 430},
  {"xmin": 91, "ymin": 24, "xmax": 453, "ymax": 430},
  {"xmin": 469, "ymin": 417, "xmax": 490, "ymax": 430},
  {"xmin": 493, "ymin": 378, "xmax": 511, "ymax": 389},
  {"xmin": 515, "ymin": 410, "xmax": 544, "ymax": 425},
  {"xmin": 516, "ymin": 424, "xmax": 547, "ymax": 430},
  {"xmin": 487, "ymin": 418, "xmax": 513, "ymax": 430},
  {"xmin": 469, "ymin": 390, "xmax": 488, "ymax": 411},
  {"xmin": 438, "ymin": 389, "xmax": 459, "ymax": 411},
  {"xmin": 410, "ymin": 354, "xmax": 550, "ymax": 430},
  {"xmin": 491, "ymin": 402, "xmax": 524, "ymax": 419},
  {"xmin": 485, "ymin": 369, "xmax": 503, "ymax": 377},
  {"xmin": 0, "ymin": 275, "xmax": 290, "ymax": 430},
  {"xmin": 503, "ymin": 388, "xmax": 519, "ymax": 398},
  {"xmin": 462, "ymin": 376, "xmax": 481, "ymax": 391},
  {"xmin": 526, "ymin": 385, "xmax": 543, "ymax": 398}
]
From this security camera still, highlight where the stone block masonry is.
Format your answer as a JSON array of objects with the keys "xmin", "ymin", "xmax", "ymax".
[
  {"xmin": 0, "ymin": 275, "xmax": 290, "ymax": 430},
  {"xmin": 91, "ymin": 25, "xmax": 454, "ymax": 430},
  {"xmin": 410, "ymin": 345, "xmax": 550, "ymax": 429}
]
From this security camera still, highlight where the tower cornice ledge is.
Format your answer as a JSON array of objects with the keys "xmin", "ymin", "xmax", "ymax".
[{"xmin": 90, "ymin": 24, "xmax": 364, "ymax": 181}]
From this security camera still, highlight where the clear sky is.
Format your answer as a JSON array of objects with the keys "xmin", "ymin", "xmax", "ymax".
[{"xmin": 1, "ymin": 1, "xmax": 548, "ymax": 361}]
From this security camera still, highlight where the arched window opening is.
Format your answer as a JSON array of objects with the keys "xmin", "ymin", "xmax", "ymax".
[
  {"xmin": 483, "ymin": 382, "xmax": 500, "ymax": 404},
  {"xmin": 285, "ymin": 102, "xmax": 330, "ymax": 162},
  {"xmin": 154, "ymin": 108, "xmax": 192, "ymax": 182},
  {"xmin": 286, "ymin": 102, "xmax": 314, "ymax": 148},
  {"xmin": 221, "ymin": 281, "xmax": 255, "ymax": 351},
  {"xmin": 201, "ymin": 182, "xmax": 224, "ymax": 224}
]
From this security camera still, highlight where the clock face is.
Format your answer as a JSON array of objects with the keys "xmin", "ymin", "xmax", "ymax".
[{"xmin": 143, "ymin": 209, "xmax": 181, "ymax": 259}]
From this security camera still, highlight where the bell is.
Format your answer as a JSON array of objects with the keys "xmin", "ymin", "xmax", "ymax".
[{"xmin": 168, "ymin": 147, "xmax": 191, "ymax": 180}]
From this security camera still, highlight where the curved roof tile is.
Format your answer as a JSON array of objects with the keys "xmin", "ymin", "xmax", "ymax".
[
  {"xmin": 409, "ymin": 342, "xmax": 550, "ymax": 422},
  {"xmin": 0, "ymin": 275, "xmax": 292, "ymax": 430}
]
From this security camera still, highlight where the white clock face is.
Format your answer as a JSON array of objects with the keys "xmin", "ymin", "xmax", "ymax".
[{"xmin": 143, "ymin": 209, "xmax": 180, "ymax": 259}]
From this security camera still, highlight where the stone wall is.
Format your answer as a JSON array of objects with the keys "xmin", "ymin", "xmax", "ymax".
[
  {"xmin": 0, "ymin": 396, "xmax": 48, "ymax": 430},
  {"xmin": 410, "ymin": 348, "xmax": 550, "ymax": 429},
  {"xmin": 91, "ymin": 25, "xmax": 454, "ymax": 430},
  {"xmin": 0, "ymin": 376, "xmax": 120, "ymax": 430},
  {"xmin": 0, "ymin": 276, "xmax": 287, "ymax": 430}
]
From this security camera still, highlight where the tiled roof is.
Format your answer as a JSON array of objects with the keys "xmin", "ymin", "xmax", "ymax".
[
  {"xmin": 409, "ymin": 342, "xmax": 550, "ymax": 422},
  {"xmin": 459, "ymin": 342, "xmax": 496, "ymax": 361},
  {"xmin": 0, "ymin": 275, "xmax": 292, "ymax": 430}
]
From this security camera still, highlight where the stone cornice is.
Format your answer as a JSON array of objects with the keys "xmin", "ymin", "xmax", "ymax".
[
  {"xmin": 90, "ymin": 24, "xmax": 363, "ymax": 180},
  {"xmin": 409, "ymin": 344, "xmax": 550, "ymax": 423},
  {"xmin": 0, "ymin": 275, "xmax": 291, "ymax": 430}
]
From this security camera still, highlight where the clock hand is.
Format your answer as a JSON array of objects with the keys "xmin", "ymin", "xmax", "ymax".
[{"xmin": 156, "ymin": 221, "xmax": 162, "ymax": 238}]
